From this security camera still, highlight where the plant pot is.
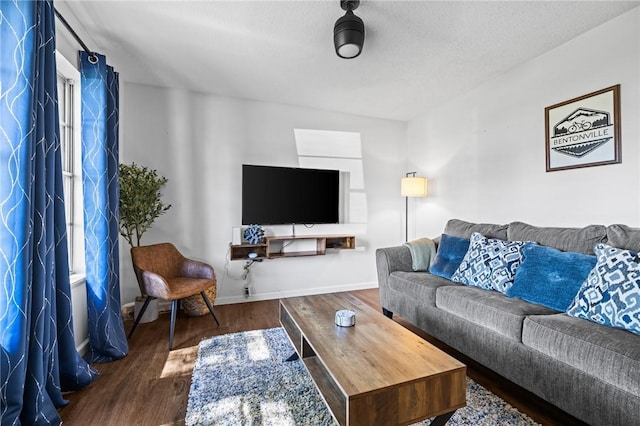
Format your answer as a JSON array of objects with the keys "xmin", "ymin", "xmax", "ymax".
[{"xmin": 134, "ymin": 297, "xmax": 159, "ymax": 323}]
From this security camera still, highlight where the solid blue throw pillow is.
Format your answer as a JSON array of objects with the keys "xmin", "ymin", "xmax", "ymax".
[
  {"xmin": 430, "ymin": 234, "xmax": 470, "ymax": 280},
  {"xmin": 507, "ymin": 243, "xmax": 597, "ymax": 311}
]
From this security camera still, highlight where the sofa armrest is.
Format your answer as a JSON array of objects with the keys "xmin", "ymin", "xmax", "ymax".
[
  {"xmin": 376, "ymin": 246, "xmax": 413, "ymax": 311},
  {"xmin": 376, "ymin": 246, "xmax": 413, "ymax": 276}
]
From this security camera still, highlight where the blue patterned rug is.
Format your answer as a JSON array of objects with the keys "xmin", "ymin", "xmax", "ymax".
[{"xmin": 186, "ymin": 328, "xmax": 539, "ymax": 425}]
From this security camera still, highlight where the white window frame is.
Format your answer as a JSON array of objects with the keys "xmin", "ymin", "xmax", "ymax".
[
  {"xmin": 56, "ymin": 52, "xmax": 85, "ymax": 280},
  {"xmin": 294, "ymin": 129, "xmax": 368, "ymax": 224}
]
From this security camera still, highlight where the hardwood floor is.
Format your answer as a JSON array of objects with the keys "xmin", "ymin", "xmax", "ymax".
[{"xmin": 59, "ymin": 289, "xmax": 586, "ymax": 425}]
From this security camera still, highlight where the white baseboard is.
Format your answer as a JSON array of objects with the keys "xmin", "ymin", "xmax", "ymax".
[
  {"xmin": 76, "ymin": 338, "xmax": 90, "ymax": 356},
  {"xmin": 158, "ymin": 300, "xmax": 172, "ymax": 312},
  {"xmin": 215, "ymin": 281, "xmax": 378, "ymax": 305}
]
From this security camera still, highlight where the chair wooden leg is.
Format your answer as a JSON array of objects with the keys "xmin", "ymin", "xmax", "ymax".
[
  {"xmin": 128, "ymin": 296, "xmax": 152, "ymax": 338},
  {"xmin": 201, "ymin": 291, "xmax": 220, "ymax": 326},
  {"xmin": 169, "ymin": 299, "xmax": 178, "ymax": 350}
]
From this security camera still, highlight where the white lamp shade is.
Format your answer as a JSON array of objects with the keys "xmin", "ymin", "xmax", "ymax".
[{"xmin": 401, "ymin": 176, "xmax": 427, "ymax": 197}]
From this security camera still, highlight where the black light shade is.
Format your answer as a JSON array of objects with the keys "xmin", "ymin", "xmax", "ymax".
[{"xmin": 334, "ymin": 2, "xmax": 364, "ymax": 59}]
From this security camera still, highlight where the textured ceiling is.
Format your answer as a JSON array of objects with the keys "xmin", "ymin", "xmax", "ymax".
[{"xmin": 57, "ymin": 1, "xmax": 639, "ymax": 121}]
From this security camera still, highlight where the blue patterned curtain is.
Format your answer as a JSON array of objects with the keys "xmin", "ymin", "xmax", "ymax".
[
  {"xmin": 0, "ymin": 1, "xmax": 98, "ymax": 424},
  {"xmin": 79, "ymin": 51, "xmax": 128, "ymax": 362}
]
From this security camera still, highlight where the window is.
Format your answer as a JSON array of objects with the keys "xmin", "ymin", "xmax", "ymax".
[
  {"xmin": 57, "ymin": 65, "xmax": 74, "ymax": 266},
  {"xmin": 56, "ymin": 52, "xmax": 84, "ymax": 276},
  {"xmin": 294, "ymin": 129, "xmax": 367, "ymax": 223},
  {"xmin": 57, "ymin": 53, "xmax": 88, "ymax": 351}
]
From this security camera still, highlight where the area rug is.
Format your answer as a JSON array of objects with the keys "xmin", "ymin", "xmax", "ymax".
[{"xmin": 186, "ymin": 328, "xmax": 539, "ymax": 426}]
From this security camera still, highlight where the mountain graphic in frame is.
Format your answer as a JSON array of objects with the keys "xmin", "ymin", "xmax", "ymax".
[{"xmin": 545, "ymin": 85, "xmax": 621, "ymax": 172}]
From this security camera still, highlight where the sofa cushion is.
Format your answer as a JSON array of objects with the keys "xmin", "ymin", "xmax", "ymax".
[
  {"xmin": 507, "ymin": 243, "xmax": 597, "ymax": 311},
  {"xmin": 606, "ymin": 224, "xmax": 640, "ymax": 251},
  {"xmin": 523, "ymin": 314, "xmax": 640, "ymax": 396},
  {"xmin": 389, "ymin": 271, "xmax": 458, "ymax": 307},
  {"xmin": 567, "ymin": 244, "xmax": 640, "ymax": 335},
  {"xmin": 436, "ymin": 286, "xmax": 557, "ymax": 341},
  {"xmin": 444, "ymin": 219, "xmax": 508, "ymax": 240},
  {"xmin": 507, "ymin": 222, "xmax": 606, "ymax": 255},
  {"xmin": 430, "ymin": 234, "xmax": 470, "ymax": 280},
  {"xmin": 451, "ymin": 232, "xmax": 526, "ymax": 293}
]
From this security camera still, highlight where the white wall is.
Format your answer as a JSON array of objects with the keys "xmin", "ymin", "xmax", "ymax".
[
  {"xmin": 60, "ymin": 5, "xmax": 640, "ymax": 312},
  {"xmin": 120, "ymin": 86, "xmax": 407, "ymax": 304},
  {"xmin": 407, "ymin": 8, "xmax": 640, "ymax": 239}
]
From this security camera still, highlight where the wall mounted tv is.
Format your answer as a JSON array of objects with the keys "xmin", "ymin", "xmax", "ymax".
[{"xmin": 242, "ymin": 164, "xmax": 340, "ymax": 225}]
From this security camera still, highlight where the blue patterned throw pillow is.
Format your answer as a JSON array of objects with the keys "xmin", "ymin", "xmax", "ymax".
[
  {"xmin": 451, "ymin": 232, "xmax": 526, "ymax": 293},
  {"xmin": 567, "ymin": 244, "xmax": 640, "ymax": 335}
]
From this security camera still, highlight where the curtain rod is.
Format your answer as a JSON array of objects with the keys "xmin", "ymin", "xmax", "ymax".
[{"xmin": 54, "ymin": 8, "xmax": 98, "ymax": 64}]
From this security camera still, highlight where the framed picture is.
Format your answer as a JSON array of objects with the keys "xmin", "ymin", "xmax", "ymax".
[{"xmin": 545, "ymin": 85, "xmax": 621, "ymax": 172}]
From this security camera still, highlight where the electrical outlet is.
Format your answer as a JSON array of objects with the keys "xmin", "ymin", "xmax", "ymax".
[{"xmin": 244, "ymin": 286, "xmax": 250, "ymax": 296}]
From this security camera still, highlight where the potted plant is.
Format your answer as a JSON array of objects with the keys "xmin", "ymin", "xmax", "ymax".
[{"xmin": 119, "ymin": 162, "xmax": 171, "ymax": 322}]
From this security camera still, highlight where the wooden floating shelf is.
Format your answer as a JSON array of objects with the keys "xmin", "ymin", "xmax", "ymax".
[{"xmin": 230, "ymin": 234, "xmax": 355, "ymax": 260}]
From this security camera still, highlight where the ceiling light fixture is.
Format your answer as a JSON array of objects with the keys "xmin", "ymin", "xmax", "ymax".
[{"xmin": 334, "ymin": 0, "xmax": 365, "ymax": 59}]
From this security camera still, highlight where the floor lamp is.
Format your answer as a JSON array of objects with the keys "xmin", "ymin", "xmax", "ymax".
[{"xmin": 401, "ymin": 172, "xmax": 427, "ymax": 242}]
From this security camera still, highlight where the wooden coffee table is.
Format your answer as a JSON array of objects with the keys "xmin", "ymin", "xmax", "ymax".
[{"xmin": 279, "ymin": 292, "xmax": 466, "ymax": 426}]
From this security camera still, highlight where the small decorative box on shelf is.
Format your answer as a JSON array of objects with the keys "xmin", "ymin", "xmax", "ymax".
[{"xmin": 229, "ymin": 234, "xmax": 355, "ymax": 261}]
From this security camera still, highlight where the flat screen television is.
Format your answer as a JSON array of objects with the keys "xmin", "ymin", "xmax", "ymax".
[{"xmin": 242, "ymin": 164, "xmax": 340, "ymax": 225}]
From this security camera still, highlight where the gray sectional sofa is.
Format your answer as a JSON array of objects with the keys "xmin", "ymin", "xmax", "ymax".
[{"xmin": 376, "ymin": 219, "xmax": 640, "ymax": 426}]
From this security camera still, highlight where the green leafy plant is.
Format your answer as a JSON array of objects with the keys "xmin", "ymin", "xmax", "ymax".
[{"xmin": 118, "ymin": 162, "xmax": 171, "ymax": 248}]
